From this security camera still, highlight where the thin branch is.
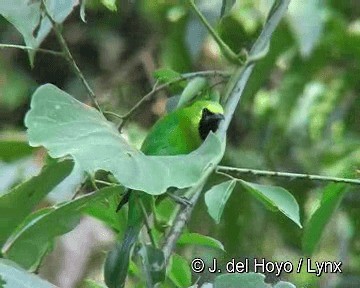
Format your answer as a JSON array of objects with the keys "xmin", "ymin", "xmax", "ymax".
[
  {"xmin": 162, "ymin": 182, "xmax": 205, "ymax": 263},
  {"xmin": 103, "ymin": 111, "xmax": 123, "ymax": 120},
  {"xmin": 217, "ymin": 166, "xmax": 360, "ymax": 186},
  {"xmin": 136, "ymin": 196, "xmax": 158, "ymax": 248},
  {"xmin": 161, "ymin": 0, "xmax": 291, "ymax": 264},
  {"xmin": 218, "ymin": 0, "xmax": 290, "ymax": 137},
  {"xmin": 188, "ymin": 0, "xmax": 243, "ymax": 65},
  {"xmin": 40, "ymin": 0, "xmax": 102, "ymax": 112},
  {"xmin": 94, "ymin": 179, "xmax": 117, "ymax": 186},
  {"xmin": 118, "ymin": 70, "xmax": 230, "ymax": 130},
  {"xmin": 118, "ymin": 80, "xmax": 160, "ymax": 131},
  {"xmin": 0, "ymin": 43, "xmax": 64, "ymax": 57},
  {"xmin": 89, "ymin": 175, "xmax": 99, "ymax": 191}
]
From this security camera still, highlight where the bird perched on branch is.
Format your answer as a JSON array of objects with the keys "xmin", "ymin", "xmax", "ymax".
[{"xmin": 105, "ymin": 100, "xmax": 224, "ymax": 288}]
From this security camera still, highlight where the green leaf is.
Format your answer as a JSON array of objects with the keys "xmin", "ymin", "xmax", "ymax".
[
  {"xmin": 0, "ymin": 140, "xmax": 34, "ymax": 162},
  {"xmin": 0, "ymin": 259, "xmax": 57, "ymax": 288},
  {"xmin": 177, "ymin": 233, "xmax": 224, "ymax": 251},
  {"xmin": 139, "ymin": 245, "xmax": 166, "ymax": 287},
  {"xmin": 302, "ymin": 183, "xmax": 346, "ymax": 255},
  {"xmin": 214, "ymin": 273, "xmax": 296, "ymax": 288},
  {"xmin": 287, "ymin": 0, "xmax": 324, "ymax": 57},
  {"xmin": 238, "ymin": 180, "xmax": 302, "ymax": 228},
  {"xmin": 153, "ymin": 68, "xmax": 182, "ymax": 84},
  {"xmin": 100, "ymin": 0, "xmax": 117, "ymax": 11},
  {"xmin": 204, "ymin": 180, "xmax": 236, "ymax": 224},
  {"xmin": 2, "ymin": 186, "xmax": 122, "ymax": 270},
  {"xmin": 168, "ymin": 254, "xmax": 191, "ymax": 288},
  {"xmin": 25, "ymin": 84, "xmax": 223, "ymax": 195},
  {"xmin": 177, "ymin": 77, "xmax": 207, "ymax": 109},
  {"xmin": 0, "ymin": 160, "xmax": 73, "ymax": 247},
  {"xmin": 0, "ymin": 0, "xmax": 78, "ymax": 66}
]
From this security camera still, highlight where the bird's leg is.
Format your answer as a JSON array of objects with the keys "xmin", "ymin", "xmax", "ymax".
[{"xmin": 166, "ymin": 192, "xmax": 192, "ymax": 207}]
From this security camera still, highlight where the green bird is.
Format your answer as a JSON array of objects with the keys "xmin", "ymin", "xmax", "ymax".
[{"xmin": 105, "ymin": 100, "xmax": 224, "ymax": 288}]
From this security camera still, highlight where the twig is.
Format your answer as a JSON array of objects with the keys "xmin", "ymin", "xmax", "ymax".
[
  {"xmin": 90, "ymin": 175, "xmax": 99, "ymax": 191},
  {"xmin": 161, "ymin": 0, "xmax": 291, "ymax": 264},
  {"xmin": 118, "ymin": 70, "xmax": 230, "ymax": 130},
  {"xmin": 162, "ymin": 182, "xmax": 205, "ymax": 263},
  {"xmin": 216, "ymin": 166, "xmax": 360, "ymax": 186},
  {"xmin": 118, "ymin": 80, "xmax": 160, "ymax": 131},
  {"xmin": 136, "ymin": 196, "xmax": 158, "ymax": 248},
  {"xmin": 40, "ymin": 0, "xmax": 102, "ymax": 112},
  {"xmin": 103, "ymin": 111, "xmax": 123, "ymax": 120},
  {"xmin": 94, "ymin": 179, "xmax": 117, "ymax": 186},
  {"xmin": 0, "ymin": 43, "xmax": 64, "ymax": 57},
  {"xmin": 188, "ymin": 0, "xmax": 243, "ymax": 65}
]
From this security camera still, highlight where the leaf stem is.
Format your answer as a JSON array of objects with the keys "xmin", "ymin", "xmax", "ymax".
[
  {"xmin": 0, "ymin": 43, "xmax": 64, "ymax": 57},
  {"xmin": 217, "ymin": 166, "xmax": 360, "ymax": 186},
  {"xmin": 40, "ymin": 0, "xmax": 102, "ymax": 112}
]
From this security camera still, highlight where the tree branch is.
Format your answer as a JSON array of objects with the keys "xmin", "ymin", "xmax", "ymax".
[
  {"xmin": 162, "ymin": 182, "xmax": 205, "ymax": 263},
  {"xmin": 161, "ymin": 0, "xmax": 291, "ymax": 264},
  {"xmin": 217, "ymin": 166, "xmax": 360, "ymax": 186},
  {"xmin": 0, "ymin": 43, "xmax": 64, "ymax": 57},
  {"xmin": 40, "ymin": 0, "xmax": 102, "ymax": 112}
]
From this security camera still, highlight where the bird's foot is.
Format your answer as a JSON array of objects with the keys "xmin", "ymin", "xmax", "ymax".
[{"xmin": 167, "ymin": 192, "xmax": 192, "ymax": 207}]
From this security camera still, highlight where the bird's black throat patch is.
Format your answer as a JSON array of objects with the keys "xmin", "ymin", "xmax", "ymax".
[{"xmin": 199, "ymin": 108, "xmax": 224, "ymax": 140}]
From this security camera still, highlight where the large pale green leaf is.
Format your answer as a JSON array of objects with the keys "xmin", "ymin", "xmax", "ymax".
[
  {"xmin": 0, "ymin": 160, "xmax": 73, "ymax": 247},
  {"xmin": 0, "ymin": 259, "xmax": 57, "ymax": 288},
  {"xmin": 302, "ymin": 183, "xmax": 346, "ymax": 255},
  {"xmin": 239, "ymin": 180, "xmax": 302, "ymax": 228},
  {"xmin": 0, "ymin": 0, "xmax": 78, "ymax": 66},
  {"xmin": 2, "ymin": 186, "xmax": 121, "ymax": 270},
  {"xmin": 25, "ymin": 84, "xmax": 223, "ymax": 195},
  {"xmin": 205, "ymin": 180, "xmax": 236, "ymax": 224}
]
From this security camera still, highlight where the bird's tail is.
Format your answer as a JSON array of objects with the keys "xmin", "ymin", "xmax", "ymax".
[
  {"xmin": 116, "ymin": 188, "xmax": 132, "ymax": 212},
  {"xmin": 104, "ymin": 225, "xmax": 141, "ymax": 288}
]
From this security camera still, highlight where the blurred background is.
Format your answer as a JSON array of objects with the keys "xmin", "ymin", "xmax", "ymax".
[{"xmin": 0, "ymin": 0, "xmax": 360, "ymax": 287}]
